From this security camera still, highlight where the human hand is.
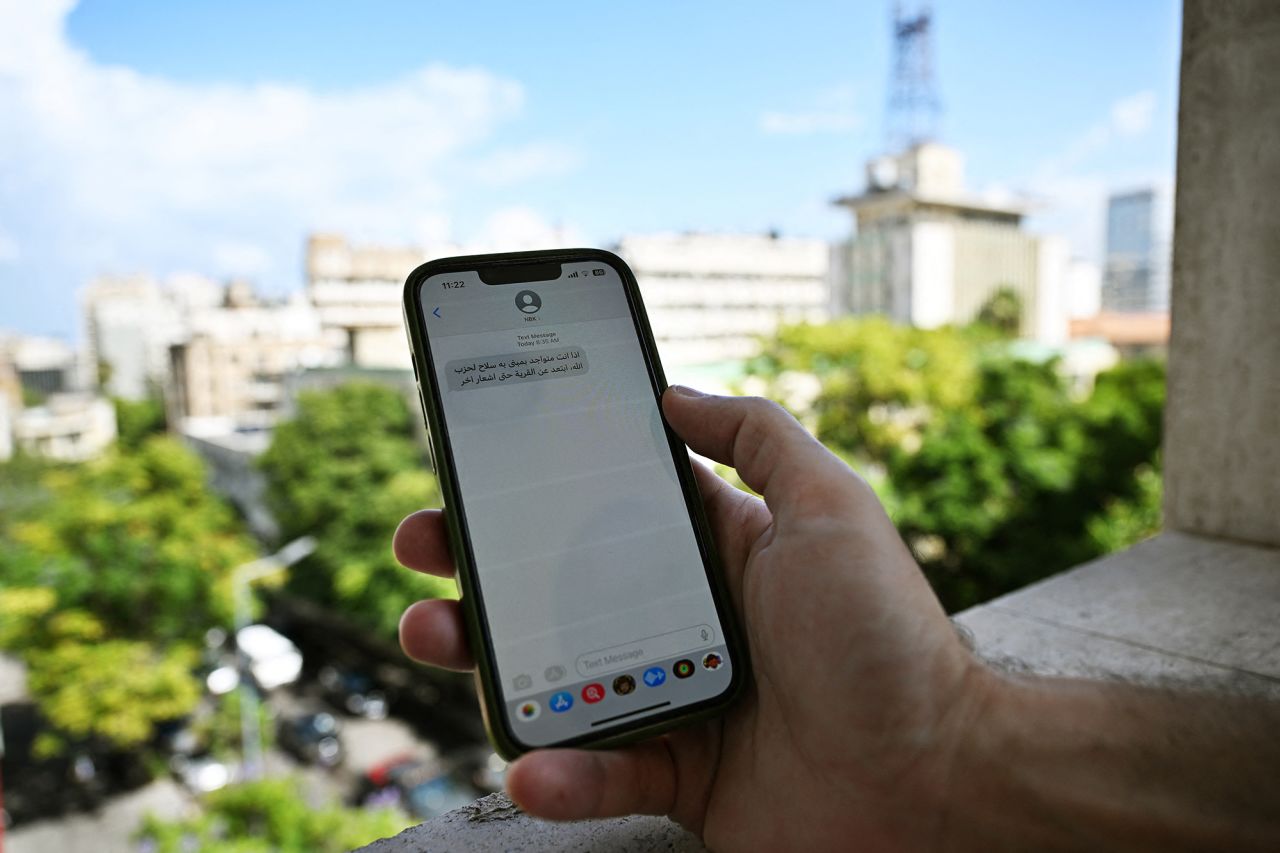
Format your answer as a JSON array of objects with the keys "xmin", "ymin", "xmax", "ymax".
[{"xmin": 394, "ymin": 387, "xmax": 996, "ymax": 850}]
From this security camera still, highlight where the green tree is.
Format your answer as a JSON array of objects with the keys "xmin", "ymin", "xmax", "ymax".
[
  {"xmin": 750, "ymin": 319, "xmax": 1166, "ymax": 611},
  {"xmin": 975, "ymin": 286, "xmax": 1024, "ymax": 336},
  {"xmin": 259, "ymin": 383, "xmax": 452, "ymax": 637},
  {"xmin": 4, "ymin": 436, "xmax": 254, "ymax": 640},
  {"xmin": 748, "ymin": 316, "xmax": 981, "ymax": 463},
  {"xmin": 113, "ymin": 394, "xmax": 168, "ymax": 450},
  {"xmin": 136, "ymin": 777, "xmax": 410, "ymax": 853},
  {"xmin": 26, "ymin": 637, "xmax": 202, "ymax": 754},
  {"xmin": 0, "ymin": 438, "xmax": 256, "ymax": 751}
]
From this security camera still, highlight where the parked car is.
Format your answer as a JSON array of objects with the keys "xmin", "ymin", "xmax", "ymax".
[
  {"xmin": 277, "ymin": 711, "xmax": 344, "ymax": 768},
  {"xmin": 318, "ymin": 665, "xmax": 387, "ymax": 719},
  {"xmin": 355, "ymin": 755, "xmax": 478, "ymax": 819},
  {"xmin": 171, "ymin": 754, "xmax": 234, "ymax": 793},
  {"xmin": 236, "ymin": 624, "xmax": 303, "ymax": 690}
]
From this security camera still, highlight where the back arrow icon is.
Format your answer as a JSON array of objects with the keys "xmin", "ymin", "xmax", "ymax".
[{"xmin": 432, "ymin": 307, "xmax": 441, "ymax": 318}]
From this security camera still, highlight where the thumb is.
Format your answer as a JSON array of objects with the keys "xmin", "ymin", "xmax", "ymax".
[
  {"xmin": 505, "ymin": 743, "xmax": 676, "ymax": 821},
  {"xmin": 662, "ymin": 386, "xmax": 868, "ymax": 526}
]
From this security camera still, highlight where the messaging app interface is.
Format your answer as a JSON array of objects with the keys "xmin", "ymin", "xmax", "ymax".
[{"xmin": 420, "ymin": 263, "xmax": 732, "ymax": 744}]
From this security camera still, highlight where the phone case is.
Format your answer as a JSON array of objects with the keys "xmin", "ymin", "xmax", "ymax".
[{"xmin": 402, "ymin": 248, "xmax": 748, "ymax": 759}]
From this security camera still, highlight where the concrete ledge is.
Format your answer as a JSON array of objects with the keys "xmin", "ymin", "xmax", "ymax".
[
  {"xmin": 957, "ymin": 531, "xmax": 1280, "ymax": 693},
  {"xmin": 356, "ymin": 531, "xmax": 1280, "ymax": 851},
  {"xmin": 357, "ymin": 792, "xmax": 705, "ymax": 853}
]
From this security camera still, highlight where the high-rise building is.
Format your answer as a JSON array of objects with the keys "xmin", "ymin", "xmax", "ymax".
[
  {"xmin": 1101, "ymin": 188, "xmax": 1172, "ymax": 313},
  {"xmin": 832, "ymin": 142, "xmax": 1069, "ymax": 343},
  {"xmin": 305, "ymin": 234, "xmax": 435, "ymax": 369},
  {"xmin": 616, "ymin": 232, "xmax": 830, "ymax": 372}
]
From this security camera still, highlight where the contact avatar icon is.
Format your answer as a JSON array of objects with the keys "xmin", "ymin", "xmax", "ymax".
[{"xmin": 515, "ymin": 290, "xmax": 541, "ymax": 314}]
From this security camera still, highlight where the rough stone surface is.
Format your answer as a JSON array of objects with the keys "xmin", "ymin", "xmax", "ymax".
[
  {"xmin": 1164, "ymin": 0, "xmax": 1280, "ymax": 548},
  {"xmin": 357, "ymin": 792, "xmax": 706, "ymax": 853},
  {"xmin": 961, "ymin": 532, "xmax": 1280, "ymax": 687},
  {"xmin": 356, "ymin": 533, "xmax": 1279, "ymax": 851}
]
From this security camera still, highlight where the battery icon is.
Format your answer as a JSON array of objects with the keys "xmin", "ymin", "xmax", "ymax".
[{"xmin": 592, "ymin": 268, "xmax": 605, "ymax": 276}]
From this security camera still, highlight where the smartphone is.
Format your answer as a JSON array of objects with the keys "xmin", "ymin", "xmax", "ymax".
[{"xmin": 402, "ymin": 248, "xmax": 746, "ymax": 758}]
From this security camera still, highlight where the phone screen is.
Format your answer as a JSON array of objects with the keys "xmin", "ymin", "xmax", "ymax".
[{"xmin": 416, "ymin": 259, "xmax": 734, "ymax": 747}]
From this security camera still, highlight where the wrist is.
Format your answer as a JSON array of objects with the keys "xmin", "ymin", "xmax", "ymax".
[{"xmin": 929, "ymin": 662, "xmax": 1033, "ymax": 851}]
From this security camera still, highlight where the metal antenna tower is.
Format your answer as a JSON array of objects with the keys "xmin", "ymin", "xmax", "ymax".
[{"xmin": 886, "ymin": 1, "xmax": 942, "ymax": 150}]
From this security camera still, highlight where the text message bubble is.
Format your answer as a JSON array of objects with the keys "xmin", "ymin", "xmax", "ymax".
[{"xmin": 446, "ymin": 347, "xmax": 588, "ymax": 391}]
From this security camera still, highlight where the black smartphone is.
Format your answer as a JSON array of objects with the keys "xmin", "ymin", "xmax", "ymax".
[{"xmin": 402, "ymin": 248, "xmax": 746, "ymax": 758}]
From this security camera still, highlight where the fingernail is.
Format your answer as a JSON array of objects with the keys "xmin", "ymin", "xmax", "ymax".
[{"xmin": 668, "ymin": 385, "xmax": 706, "ymax": 398}]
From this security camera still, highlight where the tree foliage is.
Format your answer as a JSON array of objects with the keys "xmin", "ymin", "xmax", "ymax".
[
  {"xmin": 136, "ymin": 777, "xmax": 410, "ymax": 853},
  {"xmin": 749, "ymin": 319, "xmax": 1165, "ymax": 611},
  {"xmin": 259, "ymin": 383, "xmax": 453, "ymax": 637},
  {"xmin": 975, "ymin": 286, "xmax": 1024, "ymax": 336},
  {"xmin": 2, "ymin": 436, "xmax": 254, "ymax": 641},
  {"xmin": 0, "ymin": 437, "xmax": 256, "ymax": 750},
  {"xmin": 113, "ymin": 394, "xmax": 168, "ymax": 450}
]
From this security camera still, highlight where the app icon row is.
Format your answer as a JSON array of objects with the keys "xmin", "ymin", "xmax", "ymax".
[{"xmin": 515, "ymin": 653, "xmax": 724, "ymax": 722}]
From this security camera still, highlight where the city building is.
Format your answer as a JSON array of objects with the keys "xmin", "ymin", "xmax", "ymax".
[
  {"xmin": 0, "ymin": 334, "xmax": 115, "ymax": 462},
  {"xmin": 0, "ymin": 334, "xmax": 79, "ymax": 398},
  {"xmin": 615, "ymin": 232, "xmax": 830, "ymax": 377},
  {"xmin": 167, "ymin": 281, "xmax": 344, "ymax": 427},
  {"xmin": 831, "ymin": 142, "xmax": 1069, "ymax": 344},
  {"xmin": 80, "ymin": 274, "xmax": 223, "ymax": 399},
  {"xmin": 1101, "ymin": 188, "xmax": 1172, "ymax": 313},
  {"xmin": 306, "ymin": 233, "xmax": 433, "ymax": 369},
  {"xmin": 1069, "ymin": 311, "xmax": 1171, "ymax": 359},
  {"xmin": 9, "ymin": 393, "xmax": 117, "ymax": 461}
]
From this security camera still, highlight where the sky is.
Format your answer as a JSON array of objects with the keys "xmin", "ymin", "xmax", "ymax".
[{"xmin": 1, "ymin": 0, "xmax": 1181, "ymax": 340}]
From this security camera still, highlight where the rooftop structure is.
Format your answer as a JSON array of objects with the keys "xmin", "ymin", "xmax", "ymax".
[{"xmin": 832, "ymin": 142, "xmax": 1069, "ymax": 343}]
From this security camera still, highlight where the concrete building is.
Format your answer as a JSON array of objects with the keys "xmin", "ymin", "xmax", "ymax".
[
  {"xmin": 167, "ymin": 282, "xmax": 344, "ymax": 428},
  {"xmin": 832, "ymin": 142, "xmax": 1069, "ymax": 344},
  {"xmin": 10, "ymin": 393, "xmax": 117, "ymax": 461},
  {"xmin": 80, "ymin": 274, "xmax": 223, "ymax": 399},
  {"xmin": 0, "ymin": 335, "xmax": 79, "ymax": 398},
  {"xmin": 306, "ymin": 233, "xmax": 433, "ymax": 369},
  {"xmin": 616, "ymin": 232, "xmax": 830, "ymax": 374},
  {"xmin": 1101, "ymin": 188, "xmax": 1172, "ymax": 313}
]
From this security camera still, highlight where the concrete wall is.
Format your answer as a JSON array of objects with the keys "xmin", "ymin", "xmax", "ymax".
[{"xmin": 1163, "ymin": 0, "xmax": 1280, "ymax": 548}]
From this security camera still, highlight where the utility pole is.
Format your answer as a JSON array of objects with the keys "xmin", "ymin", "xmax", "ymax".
[{"xmin": 232, "ymin": 536, "xmax": 315, "ymax": 781}]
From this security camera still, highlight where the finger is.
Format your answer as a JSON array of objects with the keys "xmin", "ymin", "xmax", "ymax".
[
  {"xmin": 393, "ymin": 510, "xmax": 456, "ymax": 578},
  {"xmin": 505, "ymin": 741, "xmax": 677, "ymax": 821},
  {"xmin": 664, "ymin": 386, "xmax": 868, "ymax": 526},
  {"xmin": 398, "ymin": 598, "xmax": 473, "ymax": 671},
  {"xmin": 689, "ymin": 459, "xmax": 770, "ymax": 613}
]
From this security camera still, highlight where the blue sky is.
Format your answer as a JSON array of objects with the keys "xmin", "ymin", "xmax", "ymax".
[{"xmin": 1, "ymin": 0, "xmax": 1180, "ymax": 340}]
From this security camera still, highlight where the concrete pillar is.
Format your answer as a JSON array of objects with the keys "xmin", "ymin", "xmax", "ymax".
[{"xmin": 1163, "ymin": 0, "xmax": 1280, "ymax": 547}]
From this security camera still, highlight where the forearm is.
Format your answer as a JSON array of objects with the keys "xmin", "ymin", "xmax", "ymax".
[{"xmin": 943, "ymin": 674, "xmax": 1280, "ymax": 851}]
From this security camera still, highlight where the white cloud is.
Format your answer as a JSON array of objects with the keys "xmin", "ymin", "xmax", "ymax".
[
  {"xmin": 1038, "ymin": 89, "xmax": 1158, "ymax": 176},
  {"xmin": 473, "ymin": 207, "xmax": 583, "ymax": 251},
  {"xmin": 0, "ymin": 0, "xmax": 578, "ymax": 330},
  {"xmin": 470, "ymin": 142, "xmax": 580, "ymax": 186},
  {"xmin": 759, "ymin": 85, "xmax": 862, "ymax": 136},
  {"xmin": 1016, "ymin": 90, "xmax": 1166, "ymax": 262},
  {"xmin": 211, "ymin": 241, "xmax": 273, "ymax": 277},
  {"xmin": 1111, "ymin": 90, "xmax": 1156, "ymax": 137}
]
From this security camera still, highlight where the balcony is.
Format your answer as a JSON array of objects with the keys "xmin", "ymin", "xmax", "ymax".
[{"xmin": 356, "ymin": 3, "xmax": 1279, "ymax": 848}]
